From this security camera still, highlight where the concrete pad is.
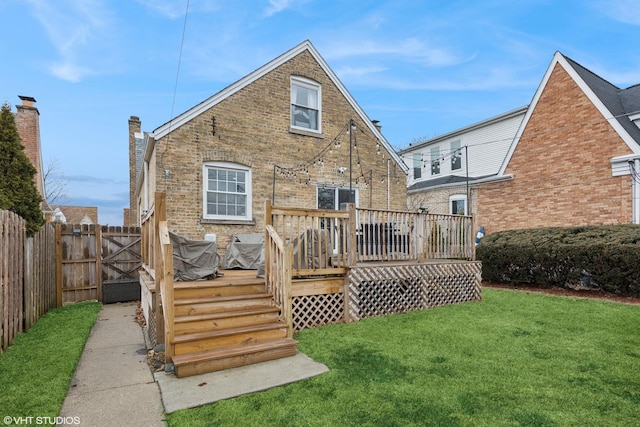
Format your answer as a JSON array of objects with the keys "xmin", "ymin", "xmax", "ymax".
[
  {"xmin": 155, "ymin": 351, "xmax": 329, "ymax": 413},
  {"xmin": 60, "ymin": 382, "xmax": 165, "ymax": 427}
]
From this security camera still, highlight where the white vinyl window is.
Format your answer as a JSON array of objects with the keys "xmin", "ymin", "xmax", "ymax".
[
  {"xmin": 413, "ymin": 154, "xmax": 422, "ymax": 179},
  {"xmin": 451, "ymin": 140, "xmax": 462, "ymax": 171},
  {"xmin": 203, "ymin": 162, "xmax": 252, "ymax": 221},
  {"xmin": 317, "ymin": 186, "xmax": 357, "ymax": 210},
  {"xmin": 449, "ymin": 194, "xmax": 467, "ymax": 215},
  {"xmin": 431, "ymin": 146, "xmax": 441, "ymax": 176},
  {"xmin": 291, "ymin": 77, "xmax": 321, "ymax": 132}
]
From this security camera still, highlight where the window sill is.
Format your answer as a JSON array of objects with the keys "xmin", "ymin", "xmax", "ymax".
[
  {"xmin": 201, "ymin": 218, "xmax": 256, "ymax": 225},
  {"xmin": 289, "ymin": 127, "xmax": 325, "ymax": 139}
]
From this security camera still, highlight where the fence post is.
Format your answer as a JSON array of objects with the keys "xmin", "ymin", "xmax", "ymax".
[
  {"xmin": 95, "ymin": 225, "xmax": 102, "ymax": 302},
  {"xmin": 55, "ymin": 222, "xmax": 63, "ymax": 307}
]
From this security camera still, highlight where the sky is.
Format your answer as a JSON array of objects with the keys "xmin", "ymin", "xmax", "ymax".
[{"xmin": 1, "ymin": 0, "xmax": 639, "ymax": 226}]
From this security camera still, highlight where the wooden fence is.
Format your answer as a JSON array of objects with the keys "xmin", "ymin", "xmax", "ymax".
[
  {"xmin": 56, "ymin": 224, "xmax": 141, "ymax": 304},
  {"xmin": 0, "ymin": 211, "xmax": 56, "ymax": 351},
  {"xmin": 0, "ymin": 210, "xmax": 142, "ymax": 351}
]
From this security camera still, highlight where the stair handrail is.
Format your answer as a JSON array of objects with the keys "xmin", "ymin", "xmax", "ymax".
[
  {"xmin": 157, "ymin": 220, "xmax": 175, "ymax": 361},
  {"xmin": 265, "ymin": 224, "xmax": 293, "ymax": 338}
]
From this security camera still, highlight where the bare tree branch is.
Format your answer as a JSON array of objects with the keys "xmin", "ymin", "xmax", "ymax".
[{"xmin": 43, "ymin": 157, "xmax": 70, "ymax": 207}]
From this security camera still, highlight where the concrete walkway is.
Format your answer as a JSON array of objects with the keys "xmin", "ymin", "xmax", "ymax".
[
  {"xmin": 59, "ymin": 302, "xmax": 329, "ymax": 425},
  {"xmin": 59, "ymin": 302, "xmax": 166, "ymax": 426}
]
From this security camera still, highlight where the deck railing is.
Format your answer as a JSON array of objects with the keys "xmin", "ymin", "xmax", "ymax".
[
  {"xmin": 264, "ymin": 225, "xmax": 293, "ymax": 338},
  {"xmin": 266, "ymin": 200, "xmax": 475, "ymax": 268},
  {"xmin": 266, "ymin": 200, "xmax": 350, "ymax": 277},
  {"xmin": 354, "ymin": 208, "xmax": 474, "ymax": 262},
  {"xmin": 140, "ymin": 192, "xmax": 174, "ymax": 361}
]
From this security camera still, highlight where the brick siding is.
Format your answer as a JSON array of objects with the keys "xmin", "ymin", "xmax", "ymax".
[
  {"xmin": 150, "ymin": 50, "xmax": 407, "ymax": 250},
  {"xmin": 477, "ymin": 64, "xmax": 633, "ymax": 233}
]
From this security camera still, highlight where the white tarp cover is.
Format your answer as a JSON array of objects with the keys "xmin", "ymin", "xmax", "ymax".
[
  {"xmin": 222, "ymin": 233, "xmax": 265, "ymax": 270},
  {"xmin": 169, "ymin": 232, "xmax": 220, "ymax": 281}
]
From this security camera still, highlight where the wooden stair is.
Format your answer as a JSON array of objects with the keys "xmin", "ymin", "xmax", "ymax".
[{"xmin": 169, "ymin": 270, "xmax": 298, "ymax": 378}]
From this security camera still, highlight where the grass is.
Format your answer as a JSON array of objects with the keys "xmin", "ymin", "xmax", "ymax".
[
  {"xmin": 0, "ymin": 301, "xmax": 101, "ymax": 417},
  {"xmin": 167, "ymin": 288, "xmax": 640, "ymax": 427}
]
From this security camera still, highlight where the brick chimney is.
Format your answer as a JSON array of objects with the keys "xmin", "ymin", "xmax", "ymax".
[
  {"xmin": 15, "ymin": 96, "xmax": 46, "ymax": 201},
  {"xmin": 127, "ymin": 115, "xmax": 142, "ymax": 226}
]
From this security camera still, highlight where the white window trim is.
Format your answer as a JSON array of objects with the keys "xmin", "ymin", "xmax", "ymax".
[
  {"xmin": 449, "ymin": 194, "xmax": 468, "ymax": 215},
  {"xmin": 203, "ymin": 162, "xmax": 252, "ymax": 221},
  {"xmin": 290, "ymin": 76, "xmax": 322, "ymax": 134}
]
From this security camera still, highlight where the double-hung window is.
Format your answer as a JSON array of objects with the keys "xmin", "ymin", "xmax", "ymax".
[
  {"xmin": 203, "ymin": 162, "xmax": 252, "ymax": 221},
  {"xmin": 413, "ymin": 154, "xmax": 422, "ymax": 179},
  {"xmin": 430, "ymin": 146, "xmax": 441, "ymax": 175},
  {"xmin": 451, "ymin": 140, "xmax": 462, "ymax": 171},
  {"xmin": 291, "ymin": 77, "xmax": 321, "ymax": 132}
]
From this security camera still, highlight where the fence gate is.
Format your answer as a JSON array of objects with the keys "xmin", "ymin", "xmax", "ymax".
[
  {"xmin": 101, "ymin": 226, "xmax": 141, "ymax": 303},
  {"xmin": 56, "ymin": 224, "xmax": 141, "ymax": 304}
]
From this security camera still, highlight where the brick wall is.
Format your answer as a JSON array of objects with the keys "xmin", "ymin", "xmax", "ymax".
[
  {"xmin": 151, "ymin": 50, "xmax": 407, "ymax": 251},
  {"xmin": 477, "ymin": 64, "xmax": 633, "ymax": 233}
]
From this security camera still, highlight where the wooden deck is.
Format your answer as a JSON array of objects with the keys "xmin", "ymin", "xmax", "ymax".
[{"xmin": 139, "ymin": 193, "xmax": 481, "ymax": 377}]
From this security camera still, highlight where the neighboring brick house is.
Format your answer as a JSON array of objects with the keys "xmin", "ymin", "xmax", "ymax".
[
  {"xmin": 129, "ymin": 40, "xmax": 409, "ymax": 253},
  {"xmin": 398, "ymin": 106, "xmax": 527, "ymax": 216},
  {"xmin": 478, "ymin": 52, "xmax": 640, "ymax": 233},
  {"xmin": 50, "ymin": 205, "xmax": 98, "ymax": 225}
]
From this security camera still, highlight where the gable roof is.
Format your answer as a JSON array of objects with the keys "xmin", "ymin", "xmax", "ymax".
[
  {"xmin": 498, "ymin": 52, "xmax": 640, "ymax": 175},
  {"xmin": 152, "ymin": 40, "xmax": 408, "ymax": 174}
]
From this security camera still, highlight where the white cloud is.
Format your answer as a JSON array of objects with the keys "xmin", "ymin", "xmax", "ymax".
[
  {"xmin": 594, "ymin": 0, "xmax": 640, "ymax": 25},
  {"xmin": 325, "ymin": 38, "xmax": 464, "ymax": 68},
  {"xmin": 25, "ymin": 0, "xmax": 119, "ymax": 82}
]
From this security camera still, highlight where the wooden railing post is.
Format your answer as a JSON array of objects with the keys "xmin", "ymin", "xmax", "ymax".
[
  {"xmin": 347, "ymin": 203, "xmax": 357, "ymax": 267},
  {"xmin": 153, "ymin": 192, "xmax": 166, "ymax": 345}
]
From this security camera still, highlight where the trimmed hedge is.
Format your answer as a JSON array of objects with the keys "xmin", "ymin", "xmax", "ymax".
[{"xmin": 476, "ymin": 224, "xmax": 640, "ymax": 297}]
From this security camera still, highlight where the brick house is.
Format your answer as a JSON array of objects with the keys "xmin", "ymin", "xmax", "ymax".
[
  {"xmin": 478, "ymin": 52, "xmax": 640, "ymax": 233},
  {"xmin": 398, "ymin": 106, "xmax": 527, "ymax": 216},
  {"xmin": 129, "ymin": 40, "xmax": 409, "ymax": 253}
]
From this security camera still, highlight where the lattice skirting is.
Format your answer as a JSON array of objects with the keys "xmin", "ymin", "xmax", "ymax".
[
  {"xmin": 347, "ymin": 262, "xmax": 482, "ymax": 322},
  {"xmin": 291, "ymin": 261, "xmax": 482, "ymax": 331},
  {"xmin": 292, "ymin": 292, "xmax": 345, "ymax": 332}
]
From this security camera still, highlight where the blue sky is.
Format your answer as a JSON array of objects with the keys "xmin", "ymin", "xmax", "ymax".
[{"xmin": 1, "ymin": 0, "xmax": 639, "ymax": 225}]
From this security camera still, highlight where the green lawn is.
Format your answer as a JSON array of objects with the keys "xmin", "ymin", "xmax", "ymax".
[
  {"xmin": 0, "ymin": 301, "xmax": 101, "ymax": 418},
  {"xmin": 167, "ymin": 288, "xmax": 640, "ymax": 427}
]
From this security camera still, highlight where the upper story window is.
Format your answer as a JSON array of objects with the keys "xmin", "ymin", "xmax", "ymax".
[
  {"xmin": 451, "ymin": 140, "xmax": 462, "ymax": 171},
  {"xmin": 430, "ymin": 146, "xmax": 440, "ymax": 175},
  {"xmin": 413, "ymin": 154, "xmax": 422, "ymax": 179},
  {"xmin": 291, "ymin": 77, "xmax": 321, "ymax": 133},
  {"xmin": 203, "ymin": 162, "xmax": 252, "ymax": 221}
]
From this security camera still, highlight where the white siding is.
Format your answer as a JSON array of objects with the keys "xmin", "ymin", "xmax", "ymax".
[{"xmin": 403, "ymin": 110, "xmax": 525, "ymax": 188}]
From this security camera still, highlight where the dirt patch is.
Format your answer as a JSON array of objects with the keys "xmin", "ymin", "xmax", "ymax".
[{"xmin": 482, "ymin": 282, "xmax": 640, "ymax": 305}]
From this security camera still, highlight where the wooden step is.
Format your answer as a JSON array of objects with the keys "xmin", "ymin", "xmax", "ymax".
[
  {"xmin": 174, "ymin": 293, "xmax": 273, "ymax": 316},
  {"xmin": 172, "ymin": 338, "xmax": 299, "ymax": 378},
  {"xmin": 173, "ymin": 280, "xmax": 266, "ymax": 300},
  {"xmin": 174, "ymin": 306, "xmax": 281, "ymax": 334},
  {"xmin": 173, "ymin": 322, "xmax": 289, "ymax": 356}
]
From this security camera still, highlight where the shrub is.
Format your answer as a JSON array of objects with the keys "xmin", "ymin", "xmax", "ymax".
[{"xmin": 476, "ymin": 224, "xmax": 640, "ymax": 297}]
